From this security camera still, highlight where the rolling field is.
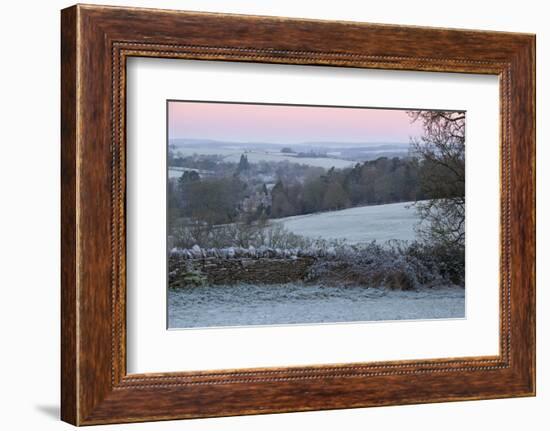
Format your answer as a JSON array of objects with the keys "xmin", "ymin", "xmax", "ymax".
[
  {"xmin": 278, "ymin": 201, "xmax": 421, "ymax": 244},
  {"xmin": 174, "ymin": 146, "xmax": 356, "ymax": 169}
]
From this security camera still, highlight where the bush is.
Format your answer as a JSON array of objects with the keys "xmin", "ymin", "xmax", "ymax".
[
  {"xmin": 171, "ymin": 220, "xmax": 340, "ymax": 250},
  {"xmin": 405, "ymin": 240, "xmax": 464, "ymax": 286},
  {"xmin": 306, "ymin": 240, "xmax": 464, "ymax": 290}
]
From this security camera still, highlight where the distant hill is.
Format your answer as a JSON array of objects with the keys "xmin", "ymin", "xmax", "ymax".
[{"xmin": 169, "ymin": 138, "xmax": 410, "ymax": 162}]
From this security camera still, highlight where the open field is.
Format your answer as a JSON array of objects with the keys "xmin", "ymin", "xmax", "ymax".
[
  {"xmin": 277, "ymin": 201, "xmax": 421, "ymax": 244},
  {"xmin": 168, "ymin": 283, "xmax": 464, "ymax": 328},
  {"xmin": 173, "ymin": 145, "xmax": 357, "ymax": 169}
]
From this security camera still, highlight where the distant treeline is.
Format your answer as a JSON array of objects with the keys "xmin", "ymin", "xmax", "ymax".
[
  {"xmin": 168, "ymin": 155, "xmax": 459, "ymax": 227},
  {"xmin": 169, "ymin": 172, "xmax": 246, "ymax": 225},
  {"xmin": 271, "ymin": 157, "xmax": 426, "ymax": 218}
]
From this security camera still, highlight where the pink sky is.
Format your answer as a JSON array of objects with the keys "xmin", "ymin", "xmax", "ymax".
[{"xmin": 168, "ymin": 101, "xmax": 424, "ymax": 145}]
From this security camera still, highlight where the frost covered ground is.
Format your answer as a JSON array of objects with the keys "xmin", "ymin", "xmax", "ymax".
[
  {"xmin": 278, "ymin": 201, "xmax": 420, "ymax": 244},
  {"xmin": 168, "ymin": 283, "xmax": 465, "ymax": 329},
  {"xmin": 175, "ymin": 146, "xmax": 356, "ymax": 169}
]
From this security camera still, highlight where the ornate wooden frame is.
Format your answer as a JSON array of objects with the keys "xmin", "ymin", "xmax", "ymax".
[{"xmin": 61, "ymin": 4, "xmax": 535, "ymax": 425}]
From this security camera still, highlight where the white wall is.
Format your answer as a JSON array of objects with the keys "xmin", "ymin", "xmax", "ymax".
[{"xmin": 0, "ymin": 1, "xmax": 546, "ymax": 430}]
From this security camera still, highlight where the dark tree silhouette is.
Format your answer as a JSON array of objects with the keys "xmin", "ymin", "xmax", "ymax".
[
  {"xmin": 237, "ymin": 154, "xmax": 250, "ymax": 173},
  {"xmin": 409, "ymin": 110, "xmax": 465, "ymax": 247}
]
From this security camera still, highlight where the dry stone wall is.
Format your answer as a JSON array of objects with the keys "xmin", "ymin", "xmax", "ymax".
[{"xmin": 169, "ymin": 253, "xmax": 315, "ymax": 287}]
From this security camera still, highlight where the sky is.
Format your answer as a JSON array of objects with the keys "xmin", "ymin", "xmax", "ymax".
[{"xmin": 168, "ymin": 101, "xmax": 424, "ymax": 145}]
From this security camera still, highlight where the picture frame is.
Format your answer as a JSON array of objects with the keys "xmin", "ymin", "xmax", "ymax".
[{"xmin": 61, "ymin": 4, "xmax": 535, "ymax": 425}]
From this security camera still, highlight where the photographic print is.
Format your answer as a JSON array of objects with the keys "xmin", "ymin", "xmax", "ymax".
[{"xmin": 167, "ymin": 101, "xmax": 465, "ymax": 329}]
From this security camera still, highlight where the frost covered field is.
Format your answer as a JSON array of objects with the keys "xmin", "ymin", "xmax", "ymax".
[
  {"xmin": 169, "ymin": 283, "xmax": 465, "ymax": 328},
  {"xmin": 278, "ymin": 201, "xmax": 420, "ymax": 243},
  {"xmin": 175, "ymin": 145, "xmax": 356, "ymax": 169}
]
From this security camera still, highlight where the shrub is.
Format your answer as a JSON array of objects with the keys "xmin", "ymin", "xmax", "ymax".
[
  {"xmin": 171, "ymin": 220, "xmax": 339, "ymax": 250},
  {"xmin": 306, "ymin": 240, "xmax": 463, "ymax": 290}
]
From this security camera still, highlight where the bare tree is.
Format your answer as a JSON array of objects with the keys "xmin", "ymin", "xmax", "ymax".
[{"xmin": 409, "ymin": 111, "xmax": 465, "ymax": 247}]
